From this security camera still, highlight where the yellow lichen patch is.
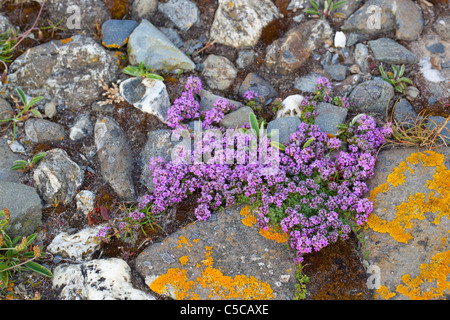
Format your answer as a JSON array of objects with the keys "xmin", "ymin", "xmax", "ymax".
[
  {"xmin": 149, "ymin": 268, "xmax": 199, "ymax": 300},
  {"xmin": 177, "ymin": 235, "xmax": 192, "ymax": 250},
  {"xmin": 149, "ymin": 245, "xmax": 274, "ymax": 300},
  {"xmin": 386, "ymin": 161, "xmax": 413, "ymax": 187},
  {"xmin": 259, "ymin": 226, "xmax": 289, "ymax": 243},
  {"xmin": 240, "ymin": 205, "xmax": 257, "ymax": 227},
  {"xmin": 375, "ymin": 285, "xmax": 396, "ymax": 300},
  {"xmin": 179, "ymin": 256, "xmax": 188, "ymax": 265},
  {"xmin": 396, "ymin": 251, "xmax": 450, "ymax": 300},
  {"xmin": 61, "ymin": 37, "xmax": 72, "ymax": 44}
]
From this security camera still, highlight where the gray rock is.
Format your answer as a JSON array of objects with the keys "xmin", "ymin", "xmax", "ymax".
[
  {"xmin": 0, "ymin": 97, "xmax": 13, "ymax": 122},
  {"xmin": 393, "ymin": 98, "xmax": 417, "ymax": 125},
  {"xmin": 341, "ymin": 0, "xmax": 423, "ymax": 41},
  {"xmin": 5, "ymin": 35, "xmax": 120, "ymax": 108},
  {"xmin": 24, "ymin": 119, "xmax": 66, "ymax": 144},
  {"xmin": 198, "ymin": 90, "xmax": 243, "ymax": 112},
  {"xmin": 135, "ymin": 205, "xmax": 297, "ymax": 300},
  {"xmin": 0, "ymin": 13, "xmax": 14, "ymax": 33},
  {"xmin": 101, "ymin": 20, "xmax": 138, "ymax": 49},
  {"xmin": 210, "ymin": 0, "xmax": 279, "ymax": 48},
  {"xmin": 75, "ymin": 190, "xmax": 95, "ymax": 215},
  {"xmin": 158, "ymin": 0, "xmax": 200, "ymax": 31},
  {"xmin": 202, "ymin": 55, "xmax": 238, "ymax": 91},
  {"xmin": 354, "ymin": 43, "xmax": 369, "ymax": 73},
  {"xmin": 368, "ymin": 38, "xmax": 417, "ymax": 64},
  {"xmin": 432, "ymin": 14, "xmax": 450, "ymax": 40},
  {"xmin": 236, "ymin": 50, "xmax": 257, "ymax": 69},
  {"xmin": 266, "ymin": 20, "xmax": 333, "ymax": 74},
  {"xmin": 220, "ymin": 106, "xmax": 253, "ymax": 129},
  {"xmin": 94, "ymin": 117, "xmax": 136, "ymax": 201},
  {"xmin": 119, "ymin": 77, "xmax": 171, "ymax": 124},
  {"xmin": 0, "ymin": 138, "xmax": 24, "ymax": 183},
  {"xmin": 323, "ymin": 64, "xmax": 347, "ymax": 81},
  {"xmin": 0, "ymin": 181, "xmax": 42, "ymax": 239},
  {"xmin": 44, "ymin": 0, "xmax": 111, "ymax": 33},
  {"xmin": 349, "ymin": 79, "xmax": 395, "ymax": 114},
  {"xmin": 33, "ymin": 148, "xmax": 84, "ymax": 206},
  {"xmin": 315, "ymin": 102, "xmax": 348, "ymax": 135},
  {"xmin": 334, "ymin": 0, "xmax": 363, "ymax": 18},
  {"xmin": 294, "ymin": 73, "xmax": 322, "ymax": 93},
  {"xmin": 131, "ymin": 0, "xmax": 158, "ymax": 22},
  {"xmin": 139, "ymin": 129, "xmax": 177, "ymax": 192},
  {"xmin": 53, "ymin": 258, "xmax": 156, "ymax": 300},
  {"xmin": 158, "ymin": 27, "xmax": 184, "ymax": 48},
  {"xmin": 69, "ymin": 114, "xmax": 93, "ymax": 141},
  {"xmin": 426, "ymin": 116, "xmax": 450, "ymax": 142},
  {"xmin": 362, "ymin": 146, "xmax": 450, "ymax": 300},
  {"xmin": 127, "ymin": 19, "xmax": 196, "ymax": 73},
  {"xmin": 425, "ymin": 43, "xmax": 445, "ymax": 54},
  {"xmin": 267, "ymin": 117, "xmax": 301, "ymax": 145},
  {"xmin": 238, "ymin": 73, "xmax": 278, "ymax": 104}
]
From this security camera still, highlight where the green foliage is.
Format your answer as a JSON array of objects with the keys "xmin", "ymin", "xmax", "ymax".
[
  {"xmin": 304, "ymin": 0, "xmax": 347, "ymax": 19},
  {"xmin": 379, "ymin": 64, "xmax": 413, "ymax": 94},
  {"xmin": 294, "ymin": 263, "xmax": 310, "ymax": 300},
  {"xmin": 10, "ymin": 152, "xmax": 46, "ymax": 172},
  {"xmin": 0, "ymin": 88, "xmax": 43, "ymax": 143},
  {"xmin": 123, "ymin": 62, "xmax": 164, "ymax": 81},
  {"xmin": 244, "ymin": 112, "xmax": 286, "ymax": 151},
  {"xmin": 0, "ymin": 28, "xmax": 17, "ymax": 64},
  {"xmin": 0, "ymin": 208, "xmax": 52, "ymax": 289}
]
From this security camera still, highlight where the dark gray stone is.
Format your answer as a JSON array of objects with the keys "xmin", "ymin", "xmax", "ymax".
[
  {"xmin": 393, "ymin": 98, "xmax": 417, "ymax": 125},
  {"xmin": 349, "ymin": 79, "xmax": 395, "ymax": 114},
  {"xmin": 158, "ymin": 0, "xmax": 200, "ymax": 31},
  {"xmin": 368, "ymin": 38, "xmax": 417, "ymax": 64},
  {"xmin": 69, "ymin": 114, "xmax": 93, "ymax": 141},
  {"xmin": 426, "ymin": 116, "xmax": 450, "ymax": 142},
  {"xmin": 101, "ymin": 20, "xmax": 138, "ymax": 49},
  {"xmin": 425, "ymin": 43, "xmax": 445, "ymax": 54},
  {"xmin": 323, "ymin": 64, "xmax": 347, "ymax": 81},
  {"xmin": 220, "ymin": 106, "xmax": 253, "ymax": 129},
  {"xmin": 94, "ymin": 117, "xmax": 136, "ymax": 201},
  {"xmin": 0, "ymin": 181, "xmax": 42, "ymax": 239},
  {"xmin": 294, "ymin": 73, "xmax": 322, "ymax": 93},
  {"xmin": 24, "ymin": 119, "xmax": 66, "ymax": 144},
  {"xmin": 0, "ymin": 97, "xmax": 13, "ymax": 122},
  {"xmin": 0, "ymin": 138, "xmax": 24, "ymax": 183},
  {"xmin": 238, "ymin": 73, "xmax": 278, "ymax": 105},
  {"xmin": 315, "ymin": 102, "xmax": 348, "ymax": 135},
  {"xmin": 266, "ymin": 117, "xmax": 301, "ymax": 145}
]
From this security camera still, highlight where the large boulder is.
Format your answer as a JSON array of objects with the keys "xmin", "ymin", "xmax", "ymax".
[
  {"xmin": 349, "ymin": 79, "xmax": 395, "ymax": 114},
  {"xmin": 5, "ymin": 35, "xmax": 120, "ymax": 108}
]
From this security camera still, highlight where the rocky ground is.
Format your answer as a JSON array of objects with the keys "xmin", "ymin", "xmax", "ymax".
[{"xmin": 0, "ymin": 0, "xmax": 449, "ymax": 301}]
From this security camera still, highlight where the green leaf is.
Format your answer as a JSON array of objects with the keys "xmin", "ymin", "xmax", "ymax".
[
  {"xmin": 379, "ymin": 65, "xmax": 387, "ymax": 79},
  {"xmin": 10, "ymin": 163, "xmax": 27, "ymax": 171},
  {"xmin": 302, "ymin": 137, "xmax": 315, "ymax": 148},
  {"xmin": 28, "ymin": 96, "xmax": 43, "ymax": 107},
  {"xmin": 25, "ymin": 233, "xmax": 37, "ymax": 247},
  {"xmin": 331, "ymin": 0, "xmax": 347, "ymax": 10},
  {"xmin": 399, "ymin": 64, "xmax": 405, "ymax": 77},
  {"xmin": 270, "ymin": 140, "xmax": 285, "ymax": 151},
  {"xmin": 304, "ymin": 8, "xmax": 319, "ymax": 15},
  {"xmin": 123, "ymin": 66, "xmax": 140, "ymax": 77},
  {"xmin": 309, "ymin": 0, "xmax": 319, "ymax": 10},
  {"xmin": 145, "ymin": 73, "xmax": 164, "ymax": 81},
  {"xmin": 32, "ymin": 152, "xmax": 46, "ymax": 163},
  {"xmin": 29, "ymin": 108, "xmax": 42, "ymax": 118},
  {"xmin": 350, "ymin": 113, "xmax": 365, "ymax": 126},
  {"xmin": 399, "ymin": 77, "xmax": 412, "ymax": 84},
  {"xmin": 249, "ymin": 112, "xmax": 259, "ymax": 138},
  {"xmin": 24, "ymin": 261, "xmax": 53, "ymax": 278},
  {"xmin": 0, "ymin": 270, "xmax": 8, "ymax": 289},
  {"xmin": 392, "ymin": 65, "xmax": 400, "ymax": 78},
  {"xmin": 16, "ymin": 88, "xmax": 27, "ymax": 105}
]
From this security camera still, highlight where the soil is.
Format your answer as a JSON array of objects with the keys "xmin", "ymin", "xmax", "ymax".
[{"xmin": 0, "ymin": 0, "xmax": 448, "ymax": 300}]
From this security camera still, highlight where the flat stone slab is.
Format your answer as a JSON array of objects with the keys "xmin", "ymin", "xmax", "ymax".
[
  {"xmin": 135, "ymin": 205, "xmax": 298, "ymax": 300},
  {"xmin": 362, "ymin": 146, "xmax": 450, "ymax": 300}
]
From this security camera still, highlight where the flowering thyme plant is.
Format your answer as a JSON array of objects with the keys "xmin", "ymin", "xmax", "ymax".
[{"xmin": 137, "ymin": 76, "xmax": 390, "ymax": 263}]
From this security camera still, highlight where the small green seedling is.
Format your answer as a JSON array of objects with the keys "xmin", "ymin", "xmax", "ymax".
[
  {"xmin": 379, "ymin": 64, "xmax": 413, "ymax": 94},
  {"xmin": 123, "ymin": 62, "xmax": 164, "ymax": 81},
  {"xmin": 0, "ymin": 88, "xmax": 43, "ymax": 143},
  {"xmin": 304, "ymin": 0, "xmax": 347, "ymax": 19},
  {"xmin": 10, "ymin": 152, "xmax": 46, "ymax": 172}
]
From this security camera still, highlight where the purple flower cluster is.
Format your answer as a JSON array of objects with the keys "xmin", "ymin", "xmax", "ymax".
[
  {"xmin": 202, "ymin": 98, "xmax": 236, "ymax": 129},
  {"xmin": 167, "ymin": 76, "xmax": 202, "ymax": 129},
  {"xmin": 139, "ymin": 76, "xmax": 391, "ymax": 263}
]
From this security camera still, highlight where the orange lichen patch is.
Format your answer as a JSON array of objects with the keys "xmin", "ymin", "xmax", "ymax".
[
  {"xmin": 367, "ymin": 150, "xmax": 450, "ymax": 243},
  {"xmin": 149, "ymin": 245, "xmax": 274, "ymax": 300},
  {"xmin": 259, "ymin": 226, "xmax": 289, "ymax": 243},
  {"xmin": 149, "ymin": 268, "xmax": 199, "ymax": 300},
  {"xmin": 177, "ymin": 235, "xmax": 192, "ymax": 250},
  {"xmin": 375, "ymin": 285, "xmax": 396, "ymax": 300},
  {"xmin": 179, "ymin": 256, "xmax": 189, "ymax": 266},
  {"xmin": 102, "ymin": 42, "xmax": 122, "ymax": 49},
  {"xmin": 396, "ymin": 251, "xmax": 450, "ymax": 300},
  {"xmin": 60, "ymin": 37, "xmax": 72, "ymax": 44},
  {"xmin": 240, "ymin": 205, "xmax": 257, "ymax": 227}
]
